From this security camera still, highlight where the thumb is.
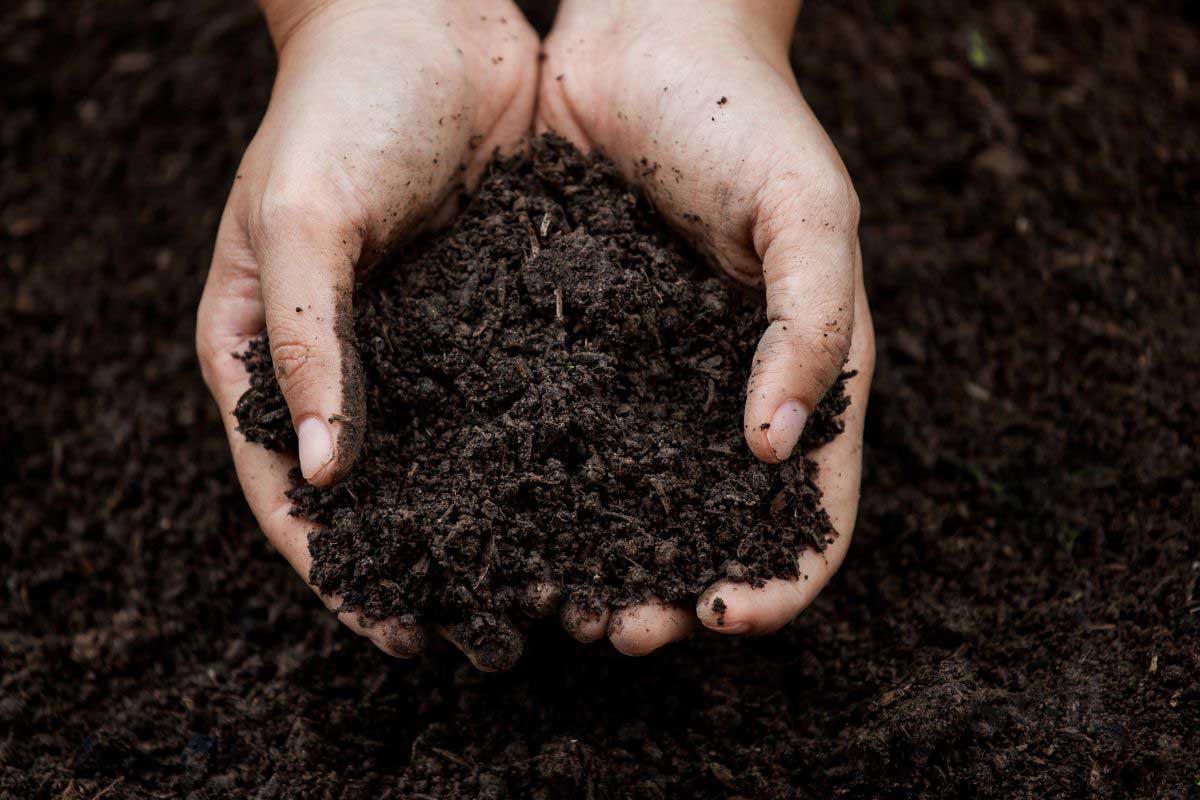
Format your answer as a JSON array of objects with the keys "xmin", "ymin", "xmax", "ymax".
[
  {"xmin": 252, "ymin": 198, "xmax": 366, "ymax": 486},
  {"xmin": 743, "ymin": 186, "xmax": 858, "ymax": 463}
]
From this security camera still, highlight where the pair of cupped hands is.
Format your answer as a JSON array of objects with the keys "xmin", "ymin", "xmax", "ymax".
[{"xmin": 196, "ymin": 0, "xmax": 874, "ymax": 669}]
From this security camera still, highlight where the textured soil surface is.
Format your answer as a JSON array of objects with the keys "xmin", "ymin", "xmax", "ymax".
[
  {"xmin": 2, "ymin": 1, "xmax": 1198, "ymax": 798},
  {"xmin": 234, "ymin": 135, "xmax": 849, "ymax": 655}
]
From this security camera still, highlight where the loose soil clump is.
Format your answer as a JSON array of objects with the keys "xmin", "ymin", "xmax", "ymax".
[{"xmin": 234, "ymin": 135, "xmax": 850, "ymax": 646}]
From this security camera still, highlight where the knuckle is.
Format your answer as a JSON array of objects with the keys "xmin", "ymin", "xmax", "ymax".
[
  {"xmin": 805, "ymin": 325, "xmax": 853, "ymax": 378},
  {"xmin": 251, "ymin": 192, "xmax": 319, "ymax": 243},
  {"xmin": 801, "ymin": 164, "xmax": 859, "ymax": 224},
  {"xmin": 269, "ymin": 333, "xmax": 331, "ymax": 395},
  {"xmin": 814, "ymin": 320, "xmax": 853, "ymax": 365},
  {"xmin": 829, "ymin": 172, "xmax": 861, "ymax": 229},
  {"xmin": 756, "ymin": 318, "xmax": 852, "ymax": 386},
  {"xmin": 249, "ymin": 185, "xmax": 365, "ymax": 253},
  {"xmin": 760, "ymin": 161, "xmax": 861, "ymax": 240}
]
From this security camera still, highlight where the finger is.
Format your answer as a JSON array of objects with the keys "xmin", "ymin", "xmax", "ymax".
[
  {"xmin": 520, "ymin": 580, "xmax": 562, "ymax": 619},
  {"xmin": 222, "ymin": 373, "xmax": 429, "ymax": 658},
  {"xmin": 438, "ymin": 613, "xmax": 525, "ymax": 672},
  {"xmin": 533, "ymin": 76, "xmax": 596, "ymax": 153},
  {"xmin": 249, "ymin": 192, "xmax": 367, "ymax": 487},
  {"xmin": 560, "ymin": 602, "xmax": 611, "ymax": 643},
  {"xmin": 338, "ymin": 609, "xmax": 429, "ymax": 659},
  {"xmin": 608, "ymin": 602, "xmax": 695, "ymax": 656},
  {"xmin": 221, "ymin": 373, "xmax": 429, "ymax": 658},
  {"xmin": 699, "ymin": 270, "xmax": 874, "ymax": 635},
  {"xmin": 198, "ymin": 211, "xmax": 426, "ymax": 658},
  {"xmin": 743, "ymin": 169, "xmax": 860, "ymax": 464}
]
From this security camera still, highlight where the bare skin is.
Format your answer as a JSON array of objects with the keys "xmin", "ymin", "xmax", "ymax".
[
  {"xmin": 539, "ymin": 0, "xmax": 875, "ymax": 655},
  {"xmin": 195, "ymin": 0, "xmax": 541, "ymax": 667},
  {"xmin": 197, "ymin": 0, "xmax": 874, "ymax": 666}
]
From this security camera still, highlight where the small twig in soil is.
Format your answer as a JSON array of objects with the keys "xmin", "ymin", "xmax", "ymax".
[
  {"xmin": 496, "ymin": 263, "xmax": 507, "ymax": 309},
  {"xmin": 431, "ymin": 747, "xmax": 471, "ymax": 766},
  {"xmin": 474, "ymin": 534, "xmax": 496, "ymax": 589},
  {"xmin": 520, "ymin": 212, "xmax": 540, "ymax": 260},
  {"xmin": 554, "ymin": 286, "xmax": 564, "ymax": 321},
  {"xmin": 90, "ymin": 779, "xmax": 124, "ymax": 800},
  {"xmin": 649, "ymin": 477, "xmax": 672, "ymax": 516}
]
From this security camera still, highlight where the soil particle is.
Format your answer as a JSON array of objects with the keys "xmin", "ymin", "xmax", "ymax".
[
  {"xmin": 235, "ymin": 134, "xmax": 851, "ymax": 637},
  {"xmin": 711, "ymin": 596, "xmax": 728, "ymax": 626}
]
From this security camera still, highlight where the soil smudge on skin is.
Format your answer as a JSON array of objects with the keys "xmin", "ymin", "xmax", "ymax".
[
  {"xmin": 235, "ymin": 135, "xmax": 851, "ymax": 641},
  {"xmin": 711, "ymin": 596, "xmax": 727, "ymax": 627},
  {"xmin": 332, "ymin": 277, "xmax": 366, "ymax": 478}
]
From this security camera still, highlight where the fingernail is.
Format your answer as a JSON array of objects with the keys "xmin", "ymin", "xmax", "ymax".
[
  {"xmin": 766, "ymin": 399, "xmax": 808, "ymax": 461},
  {"xmin": 380, "ymin": 624, "xmax": 428, "ymax": 659},
  {"xmin": 708, "ymin": 621, "xmax": 750, "ymax": 635},
  {"xmin": 297, "ymin": 416, "xmax": 334, "ymax": 480}
]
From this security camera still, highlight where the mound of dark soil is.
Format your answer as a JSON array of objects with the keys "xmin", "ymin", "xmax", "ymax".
[{"xmin": 234, "ymin": 135, "xmax": 850, "ymax": 646}]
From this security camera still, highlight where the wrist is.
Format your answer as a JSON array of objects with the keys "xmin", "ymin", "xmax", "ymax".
[
  {"xmin": 257, "ymin": 0, "xmax": 326, "ymax": 50},
  {"xmin": 554, "ymin": 0, "xmax": 801, "ymax": 52},
  {"xmin": 257, "ymin": 0, "xmax": 409, "ymax": 51}
]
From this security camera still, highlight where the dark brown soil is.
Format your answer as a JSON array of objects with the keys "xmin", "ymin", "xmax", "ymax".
[
  {"xmin": 2, "ymin": 1, "xmax": 1197, "ymax": 798},
  {"xmin": 234, "ymin": 135, "xmax": 850, "ymax": 651}
]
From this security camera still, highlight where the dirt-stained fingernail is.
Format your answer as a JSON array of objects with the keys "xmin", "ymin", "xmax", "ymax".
[
  {"xmin": 381, "ymin": 622, "xmax": 428, "ymax": 658},
  {"xmin": 520, "ymin": 581, "xmax": 562, "ymax": 619},
  {"xmin": 444, "ymin": 613, "xmax": 524, "ymax": 672},
  {"xmin": 697, "ymin": 594, "xmax": 749, "ymax": 634}
]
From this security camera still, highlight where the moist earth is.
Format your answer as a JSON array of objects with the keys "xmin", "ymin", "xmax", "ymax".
[
  {"xmin": 1, "ymin": 1, "xmax": 1197, "ymax": 798},
  {"xmin": 233, "ymin": 135, "xmax": 850, "ymax": 655}
]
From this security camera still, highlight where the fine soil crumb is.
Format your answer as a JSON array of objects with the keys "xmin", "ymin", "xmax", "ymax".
[
  {"xmin": 711, "ymin": 597, "xmax": 728, "ymax": 627},
  {"xmin": 235, "ymin": 135, "xmax": 851, "ymax": 636}
]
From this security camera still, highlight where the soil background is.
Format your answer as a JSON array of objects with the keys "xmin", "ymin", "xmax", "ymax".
[{"xmin": 2, "ymin": 1, "xmax": 1198, "ymax": 798}]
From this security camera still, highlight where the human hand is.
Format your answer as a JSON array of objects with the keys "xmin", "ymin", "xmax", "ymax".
[
  {"xmin": 538, "ymin": 0, "xmax": 875, "ymax": 654},
  {"xmin": 196, "ymin": 0, "xmax": 539, "ymax": 667}
]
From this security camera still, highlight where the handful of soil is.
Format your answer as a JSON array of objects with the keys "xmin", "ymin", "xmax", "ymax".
[{"xmin": 235, "ymin": 135, "xmax": 850, "ymax": 662}]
